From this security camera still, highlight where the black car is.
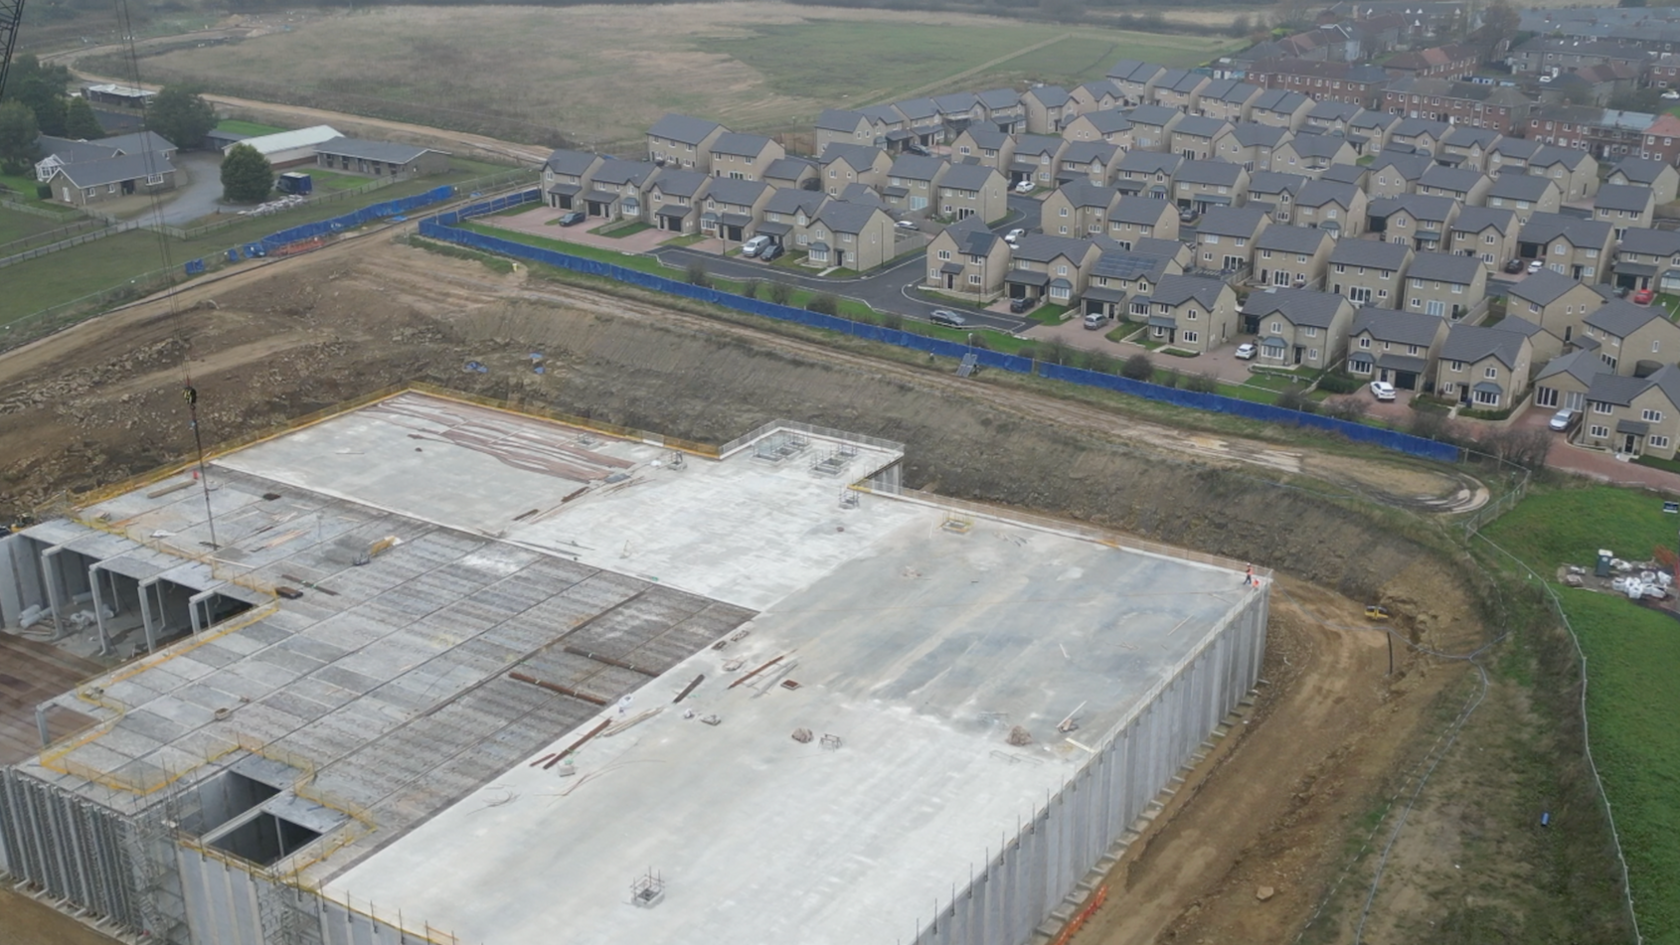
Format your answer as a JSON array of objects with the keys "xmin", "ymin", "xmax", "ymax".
[
  {"xmin": 758, "ymin": 242, "xmax": 783, "ymax": 262},
  {"xmin": 558, "ymin": 211, "xmax": 586, "ymax": 226},
  {"xmin": 930, "ymin": 309, "xmax": 968, "ymax": 328},
  {"xmin": 1503, "ymin": 258, "xmax": 1523, "ymax": 274},
  {"xmin": 904, "ymin": 143, "xmax": 930, "ymax": 156},
  {"xmin": 1009, "ymin": 296, "xmax": 1032, "ymax": 314}
]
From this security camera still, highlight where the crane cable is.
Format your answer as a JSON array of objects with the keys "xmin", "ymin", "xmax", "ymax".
[{"xmin": 109, "ymin": 0, "xmax": 217, "ymax": 550}]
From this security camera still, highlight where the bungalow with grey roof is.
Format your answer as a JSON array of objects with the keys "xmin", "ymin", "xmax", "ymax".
[
  {"xmin": 1607, "ymin": 156, "xmax": 1680, "ymax": 205},
  {"xmin": 698, "ymin": 177, "xmax": 772, "ymax": 242},
  {"xmin": 1404, "ymin": 251, "xmax": 1487, "ymax": 320},
  {"xmin": 1612, "ymin": 227, "xmax": 1680, "ymax": 292},
  {"xmin": 645, "ymin": 167, "xmax": 710, "ymax": 233},
  {"xmin": 1057, "ymin": 140, "xmax": 1121, "ymax": 186},
  {"xmin": 1328, "ymin": 239, "xmax": 1413, "ymax": 307},
  {"xmin": 1213, "ymin": 123, "xmax": 1291, "ymax": 172},
  {"xmin": 1533, "ymin": 348, "xmax": 1605, "ymax": 413},
  {"xmin": 937, "ymin": 163, "xmax": 1009, "ymax": 222},
  {"xmin": 1368, "ymin": 193, "xmax": 1459, "ymax": 251},
  {"xmin": 314, "ymin": 137, "xmax": 451, "ymax": 177},
  {"xmin": 1060, "ymin": 109, "xmax": 1133, "ymax": 148},
  {"xmin": 707, "ymin": 133, "xmax": 784, "ymax": 181},
  {"xmin": 1345, "ymin": 308, "xmax": 1450, "ymax": 390},
  {"xmin": 1106, "ymin": 195, "xmax": 1179, "ymax": 246},
  {"xmin": 819, "ymin": 143, "xmax": 893, "ymax": 196},
  {"xmin": 1247, "ymin": 170, "xmax": 1309, "ymax": 223},
  {"xmin": 1577, "ymin": 365, "xmax": 1680, "ymax": 458},
  {"xmin": 1169, "ymin": 116, "xmax": 1232, "ymax": 161},
  {"xmin": 1484, "ymin": 174, "xmax": 1559, "ymax": 225},
  {"xmin": 1527, "ymin": 145, "xmax": 1598, "ymax": 200},
  {"xmin": 647, "ymin": 114, "xmax": 725, "ymax": 173},
  {"xmin": 1173, "ymin": 159, "xmax": 1248, "ymax": 214},
  {"xmin": 1252, "ymin": 224, "xmax": 1335, "ymax": 289},
  {"xmin": 1518, "ymin": 212, "xmax": 1614, "ymax": 282},
  {"xmin": 1436, "ymin": 323, "xmax": 1534, "ymax": 409},
  {"xmin": 44, "ymin": 152, "xmax": 176, "ymax": 207},
  {"xmin": 33, "ymin": 131, "xmax": 176, "ymax": 184},
  {"xmin": 1114, "ymin": 151, "xmax": 1181, "ymax": 199},
  {"xmin": 1136, "ymin": 275, "xmax": 1237, "ymax": 353},
  {"xmin": 1507, "ymin": 269, "xmax": 1604, "ymax": 342},
  {"xmin": 804, "ymin": 199, "xmax": 895, "ymax": 271},
  {"xmin": 925, "ymin": 216, "xmax": 1010, "ymax": 298},
  {"xmin": 1581, "ymin": 299, "xmax": 1680, "ymax": 375},
  {"xmin": 1593, "ymin": 184, "xmax": 1654, "ymax": 236},
  {"xmin": 1126, "ymin": 105, "xmax": 1183, "ymax": 151},
  {"xmin": 1005, "ymin": 233, "xmax": 1103, "ymax": 305},
  {"xmin": 1023, "ymin": 86, "xmax": 1073, "ymax": 134},
  {"xmin": 1294, "ymin": 179, "xmax": 1366, "ymax": 235},
  {"xmin": 1196, "ymin": 79, "xmax": 1263, "ymax": 123},
  {"xmin": 542, "ymin": 148, "xmax": 605, "ymax": 210},
  {"xmin": 950, "ymin": 127, "xmax": 1015, "ymax": 169},
  {"xmin": 1416, "ymin": 165, "xmax": 1492, "ymax": 204},
  {"xmin": 1449, "ymin": 205, "xmax": 1519, "ymax": 270},
  {"xmin": 1244, "ymin": 288, "xmax": 1356, "ymax": 368},
  {"xmin": 1250, "ymin": 90, "xmax": 1314, "ymax": 131}
]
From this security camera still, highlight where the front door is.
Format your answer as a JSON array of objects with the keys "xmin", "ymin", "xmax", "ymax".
[
  {"xmin": 1293, "ymin": 345, "xmax": 1304, "ymax": 365},
  {"xmin": 1625, "ymin": 434, "xmax": 1640, "ymax": 454},
  {"xmin": 945, "ymin": 273, "xmax": 955, "ymax": 289}
]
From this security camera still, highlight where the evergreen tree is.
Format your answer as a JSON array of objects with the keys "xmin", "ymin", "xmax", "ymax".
[
  {"xmin": 220, "ymin": 143, "xmax": 273, "ymax": 203},
  {"xmin": 64, "ymin": 96, "xmax": 105, "ymax": 140},
  {"xmin": 0, "ymin": 102, "xmax": 40, "ymax": 176},
  {"xmin": 15, "ymin": 75, "xmax": 65, "ymax": 137},
  {"xmin": 147, "ymin": 88, "xmax": 216, "ymax": 151}
]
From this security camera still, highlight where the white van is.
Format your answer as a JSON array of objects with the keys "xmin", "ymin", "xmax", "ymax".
[{"xmin": 741, "ymin": 235, "xmax": 772, "ymax": 257}]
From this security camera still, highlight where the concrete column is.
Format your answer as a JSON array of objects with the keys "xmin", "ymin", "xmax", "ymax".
[
  {"xmin": 88, "ymin": 564, "xmax": 111, "ymax": 657},
  {"xmin": 139, "ymin": 578, "xmax": 159, "ymax": 654},
  {"xmin": 40, "ymin": 546, "xmax": 65, "ymax": 636},
  {"xmin": 188, "ymin": 588, "xmax": 220, "ymax": 634},
  {"xmin": 36, "ymin": 702, "xmax": 50, "ymax": 747}
]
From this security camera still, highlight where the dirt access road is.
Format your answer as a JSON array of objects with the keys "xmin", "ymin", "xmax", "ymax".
[{"xmin": 0, "ymin": 233, "xmax": 1501, "ymax": 945}]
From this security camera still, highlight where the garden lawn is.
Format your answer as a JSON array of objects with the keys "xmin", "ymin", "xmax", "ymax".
[
  {"xmin": 0, "ymin": 207, "xmax": 69, "ymax": 247},
  {"xmin": 1482, "ymin": 485, "xmax": 1680, "ymax": 942},
  {"xmin": 215, "ymin": 119, "xmax": 288, "ymax": 137}
]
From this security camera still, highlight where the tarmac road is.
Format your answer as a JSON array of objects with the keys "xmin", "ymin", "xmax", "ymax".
[{"xmin": 647, "ymin": 193, "xmax": 1043, "ymax": 335}]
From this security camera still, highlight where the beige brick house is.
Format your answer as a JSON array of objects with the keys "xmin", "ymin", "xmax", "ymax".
[
  {"xmin": 1328, "ymin": 239, "xmax": 1413, "ymax": 308},
  {"xmin": 1245, "ymin": 288, "xmax": 1355, "ymax": 369},
  {"xmin": 1578, "ymin": 366, "xmax": 1680, "ymax": 458},
  {"xmin": 1134, "ymin": 275, "xmax": 1237, "ymax": 353},
  {"xmin": 1448, "ymin": 206, "xmax": 1519, "ymax": 271},
  {"xmin": 1402, "ymin": 252, "xmax": 1486, "ymax": 321},
  {"xmin": 1193, "ymin": 206, "xmax": 1270, "ymax": 274},
  {"xmin": 1436, "ymin": 323, "xmax": 1533, "ymax": 409},
  {"xmin": 1106, "ymin": 196, "xmax": 1179, "ymax": 247},
  {"xmin": 1506, "ymin": 270, "xmax": 1606, "ymax": 344},
  {"xmin": 1581, "ymin": 299, "xmax": 1680, "ymax": 375},
  {"xmin": 937, "ymin": 163, "xmax": 1009, "ymax": 223},
  {"xmin": 1345, "ymin": 307, "xmax": 1450, "ymax": 390},
  {"xmin": 647, "ymin": 114, "xmax": 725, "ymax": 173},
  {"xmin": 1484, "ymin": 174, "xmax": 1559, "ymax": 226},
  {"xmin": 924, "ymin": 216, "xmax": 1010, "ymax": 297},
  {"xmin": 707, "ymin": 133, "xmax": 784, "ymax": 181},
  {"xmin": 1252, "ymin": 225, "xmax": 1334, "ymax": 288}
]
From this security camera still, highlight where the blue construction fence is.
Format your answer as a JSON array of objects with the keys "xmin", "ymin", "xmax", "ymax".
[
  {"xmin": 260, "ymin": 185, "xmax": 456, "ymax": 252},
  {"xmin": 420, "ymin": 195, "xmax": 1459, "ymax": 464}
]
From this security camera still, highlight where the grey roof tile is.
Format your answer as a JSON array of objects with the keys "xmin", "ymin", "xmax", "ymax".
[
  {"xmin": 1329, "ymin": 238, "xmax": 1410, "ymax": 269},
  {"xmin": 1242, "ymin": 287, "xmax": 1347, "ymax": 327},
  {"xmin": 648, "ymin": 114, "xmax": 723, "ymax": 144},
  {"xmin": 1406, "ymin": 251, "xmax": 1481, "ymax": 283},
  {"xmin": 1351, "ymin": 307, "xmax": 1446, "ymax": 346},
  {"xmin": 1441, "ymin": 323, "xmax": 1527, "ymax": 368}
]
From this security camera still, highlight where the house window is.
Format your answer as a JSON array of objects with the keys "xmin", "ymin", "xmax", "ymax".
[
  {"xmin": 969, "ymin": 274, "xmax": 981, "ymax": 285},
  {"xmin": 1590, "ymin": 424, "xmax": 1610, "ymax": 438},
  {"xmin": 1182, "ymin": 330, "xmax": 1199, "ymax": 343},
  {"xmin": 1359, "ymin": 337, "xmax": 1371, "ymax": 348},
  {"xmin": 1484, "ymin": 366, "xmax": 1498, "ymax": 379},
  {"xmin": 938, "ymin": 250, "xmax": 951, "ymax": 260},
  {"xmin": 1474, "ymin": 388, "xmax": 1500, "ymax": 406},
  {"xmin": 1484, "ymin": 233, "xmax": 1496, "ymax": 244},
  {"xmin": 1305, "ymin": 327, "xmax": 1317, "ymax": 337},
  {"xmin": 1644, "ymin": 409, "xmax": 1664, "ymax": 423},
  {"xmin": 1593, "ymin": 402, "xmax": 1614, "ymax": 415},
  {"xmin": 1654, "ymin": 436, "xmax": 1673, "ymax": 450},
  {"xmin": 1537, "ymin": 387, "xmax": 1558, "ymax": 408},
  {"xmin": 1449, "ymin": 360, "xmax": 1464, "ymax": 372}
]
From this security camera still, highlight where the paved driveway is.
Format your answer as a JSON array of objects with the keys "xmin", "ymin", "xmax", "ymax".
[
  {"xmin": 487, "ymin": 207, "xmax": 677, "ymax": 253},
  {"xmin": 128, "ymin": 153, "xmax": 230, "ymax": 227}
]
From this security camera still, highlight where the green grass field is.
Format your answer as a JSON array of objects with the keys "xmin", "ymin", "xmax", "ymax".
[
  {"xmin": 2, "ymin": 160, "xmax": 519, "ymax": 324},
  {"xmin": 82, "ymin": 4, "xmax": 1239, "ymax": 148},
  {"xmin": 215, "ymin": 119, "xmax": 289, "ymax": 137},
  {"xmin": 0, "ymin": 206, "xmax": 69, "ymax": 247},
  {"xmin": 1483, "ymin": 485, "xmax": 1680, "ymax": 942},
  {"xmin": 697, "ymin": 18, "xmax": 1235, "ymax": 103}
]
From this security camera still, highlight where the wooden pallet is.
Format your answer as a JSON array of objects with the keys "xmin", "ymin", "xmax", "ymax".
[{"xmin": 0, "ymin": 635, "xmax": 103, "ymax": 764}]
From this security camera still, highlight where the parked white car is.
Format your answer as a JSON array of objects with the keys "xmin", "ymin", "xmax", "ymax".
[
  {"xmin": 740, "ymin": 235, "xmax": 772, "ymax": 257},
  {"xmin": 1527, "ymin": 259, "xmax": 1545, "ymax": 274},
  {"xmin": 1003, "ymin": 228, "xmax": 1026, "ymax": 245},
  {"xmin": 1234, "ymin": 342, "xmax": 1256, "ymax": 360},
  {"xmin": 1549, "ymin": 408, "xmax": 1578, "ymax": 432},
  {"xmin": 1014, "ymin": 180, "xmax": 1036, "ymax": 194},
  {"xmin": 1369, "ymin": 380, "xmax": 1397, "ymax": 402}
]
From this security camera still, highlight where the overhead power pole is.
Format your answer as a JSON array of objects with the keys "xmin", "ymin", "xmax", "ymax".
[{"xmin": 0, "ymin": 0, "xmax": 23, "ymax": 100}]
